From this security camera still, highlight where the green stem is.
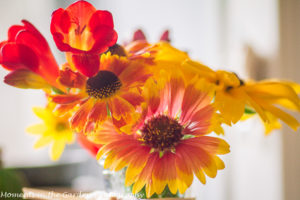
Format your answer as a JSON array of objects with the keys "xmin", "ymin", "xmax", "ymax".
[{"xmin": 132, "ymin": 185, "xmax": 180, "ymax": 199}]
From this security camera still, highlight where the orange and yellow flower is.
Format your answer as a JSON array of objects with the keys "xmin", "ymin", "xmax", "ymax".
[
  {"xmin": 26, "ymin": 105, "xmax": 74, "ymax": 161},
  {"xmin": 51, "ymin": 53, "xmax": 151, "ymax": 133},
  {"xmin": 90, "ymin": 76, "xmax": 230, "ymax": 197}
]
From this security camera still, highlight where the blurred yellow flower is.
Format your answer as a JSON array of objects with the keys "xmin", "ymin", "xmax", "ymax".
[
  {"xmin": 184, "ymin": 60, "xmax": 300, "ymax": 134},
  {"xmin": 26, "ymin": 106, "xmax": 74, "ymax": 160}
]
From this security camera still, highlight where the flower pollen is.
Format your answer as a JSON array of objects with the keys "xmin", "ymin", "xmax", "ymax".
[
  {"xmin": 141, "ymin": 115, "xmax": 183, "ymax": 151},
  {"xmin": 86, "ymin": 70, "xmax": 122, "ymax": 99}
]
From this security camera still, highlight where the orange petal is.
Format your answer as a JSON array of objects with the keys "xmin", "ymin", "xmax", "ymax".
[
  {"xmin": 87, "ymin": 101, "xmax": 107, "ymax": 130},
  {"xmin": 58, "ymin": 67, "xmax": 86, "ymax": 88},
  {"xmin": 108, "ymin": 96, "xmax": 135, "ymax": 121},
  {"xmin": 120, "ymin": 90, "xmax": 144, "ymax": 107},
  {"xmin": 70, "ymin": 99, "xmax": 93, "ymax": 131},
  {"xmin": 51, "ymin": 94, "xmax": 84, "ymax": 104}
]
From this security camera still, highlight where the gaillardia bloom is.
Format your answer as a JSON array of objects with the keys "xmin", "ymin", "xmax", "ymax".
[
  {"xmin": 184, "ymin": 60, "xmax": 300, "ymax": 134},
  {"xmin": 51, "ymin": 53, "xmax": 151, "ymax": 133},
  {"xmin": 51, "ymin": 0, "xmax": 118, "ymax": 77},
  {"xmin": 0, "ymin": 20, "xmax": 61, "ymax": 90},
  {"xmin": 26, "ymin": 105, "xmax": 74, "ymax": 161},
  {"xmin": 92, "ymin": 77, "xmax": 230, "ymax": 197}
]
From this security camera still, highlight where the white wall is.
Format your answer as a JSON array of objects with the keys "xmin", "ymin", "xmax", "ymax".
[{"xmin": 0, "ymin": 0, "xmax": 58, "ymax": 166}]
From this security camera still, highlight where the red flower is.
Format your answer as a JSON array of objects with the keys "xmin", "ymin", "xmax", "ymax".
[
  {"xmin": 0, "ymin": 20, "xmax": 60, "ymax": 89},
  {"xmin": 51, "ymin": 0, "xmax": 118, "ymax": 77}
]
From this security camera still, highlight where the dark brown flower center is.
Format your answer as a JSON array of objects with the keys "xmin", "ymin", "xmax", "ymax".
[
  {"xmin": 141, "ymin": 115, "xmax": 183, "ymax": 151},
  {"xmin": 86, "ymin": 70, "xmax": 122, "ymax": 99},
  {"xmin": 106, "ymin": 44, "xmax": 127, "ymax": 57}
]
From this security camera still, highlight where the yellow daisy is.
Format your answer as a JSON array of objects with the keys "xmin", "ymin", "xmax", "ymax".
[{"xmin": 26, "ymin": 105, "xmax": 74, "ymax": 160}]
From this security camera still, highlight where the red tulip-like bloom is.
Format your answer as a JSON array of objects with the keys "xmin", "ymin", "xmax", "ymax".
[
  {"xmin": 51, "ymin": 0, "xmax": 118, "ymax": 77},
  {"xmin": 0, "ymin": 20, "xmax": 60, "ymax": 89}
]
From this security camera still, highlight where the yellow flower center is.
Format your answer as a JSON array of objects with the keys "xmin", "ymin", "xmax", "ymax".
[
  {"xmin": 86, "ymin": 70, "xmax": 122, "ymax": 99},
  {"xmin": 56, "ymin": 122, "xmax": 68, "ymax": 132},
  {"xmin": 141, "ymin": 115, "xmax": 183, "ymax": 151}
]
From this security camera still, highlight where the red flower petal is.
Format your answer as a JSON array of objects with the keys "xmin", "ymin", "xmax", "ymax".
[
  {"xmin": 77, "ymin": 132, "xmax": 102, "ymax": 157},
  {"xmin": 159, "ymin": 30, "xmax": 170, "ymax": 42},
  {"xmin": 72, "ymin": 53, "xmax": 100, "ymax": 77},
  {"xmin": 0, "ymin": 43, "xmax": 39, "ymax": 72},
  {"xmin": 132, "ymin": 29, "xmax": 147, "ymax": 41},
  {"xmin": 51, "ymin": 94, "xmax": 83, "ymax": 104},
  {"xmin": 89, "ymin": 10, "xmax": 114, "ymax": 32},
  {"xmin": 58, "ymin": 68, "xmax": 86, "ymax": 88},
  {"xmin": 65, "ymin": 0, "xmax": 96, "ymax": 27},
  {"xmin": 8, "ymin": 25, "xmax": 23, "ymax": 41},
  {"xmin": 90, "ymin": 26, "xmax": 118, "ymax": 53}
]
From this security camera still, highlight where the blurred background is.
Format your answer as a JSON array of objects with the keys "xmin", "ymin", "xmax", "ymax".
[{"xmin": 0, "ymin": 0, "xmax": 299, "ymax": 200}]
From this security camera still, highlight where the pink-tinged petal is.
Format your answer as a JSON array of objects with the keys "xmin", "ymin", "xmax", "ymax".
[
  {"xmin": 152, "ymin": 152, "xmax": 177, "ymax": 194},
  {"xmin": 168, "ymin": 76, "xmax": 185, "ymax": 117},
  {"xmin": 183, "ymin": 137, "xmax": 230, "ymax": 155},
  {"xmin": 72, "ymin": 53, "xmax": 100, "ymax": 77},
  {"xmin": 159, "ymin": 30, "xmax": 170, "ymax": 42},
  {"xmin": 132, "ymin": 29, "xmax": 147, "ymax": 41},
  {"xmin": 177, "ymin": 140, "xmax": 217, "ymax": 178},
  {"xmin": 0, "ymin": 43, "xmax": 39, "ymax": 72},
  {"xmin": 186, "ymin": 105, "xmax": 214, "ymax": 136},
  {"xmin": 4, "ymin": 69, "xmax": 50, "ymax": 89},
  {"xmin": 181, "ymin": 84, "xmax": 211, "ymax": 124},
  {"xmin": 51, "ymin": 94, "xmax": 84, "ymax": 104},
  {"xmin": 175, "ymin": 148, "xmax": 194, "ymax": 188},
  {"xmin": 58, "ymin": 68, "xmax": 86, "ymax": 88}
]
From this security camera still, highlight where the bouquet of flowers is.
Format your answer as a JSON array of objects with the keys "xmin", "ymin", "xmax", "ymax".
[{"xmin": 1, "ymin": 1, "xmax": 300, "ymax": 198}]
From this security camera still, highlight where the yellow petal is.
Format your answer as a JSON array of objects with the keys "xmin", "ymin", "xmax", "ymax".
[
  {"xmin": 4, "ymin": 69, "xmax": 51, "ymax": 89},
  {"xmin": 26, "ymin": 123, "xmax": 47, "ymax": 134},
  {"xmin": 195, "ymin": 169, "xmax": 206, "ymax": 184},
  {"xmin": 34, "ymin": 136, "xmax": 52, "ymax": 149},
  {"xmin": 263, "ymin": 104, "xmax": 300, "ymax": 131},
  {"xmin": 50, "ymin": 140, "xmax": 65, "ymax": 161}
]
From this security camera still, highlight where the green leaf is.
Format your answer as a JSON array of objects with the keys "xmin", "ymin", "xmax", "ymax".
[
  {"xmin": 51, "ymin": 87, "xmax": 65, "ymax": 94},
  {"xmin": 244, "ymin": 107, "xmax": 256, "ymax": 114}
]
